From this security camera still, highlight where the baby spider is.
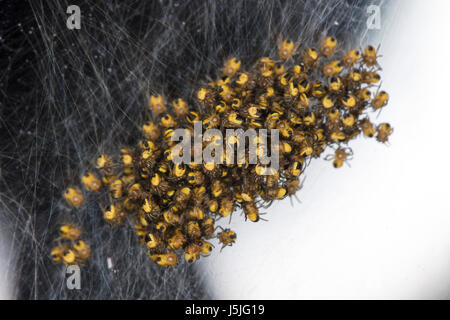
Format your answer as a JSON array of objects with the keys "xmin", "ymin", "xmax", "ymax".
[
  {"xmin": 216, "ymin": 227, "xmax": 237, "ymax": 251},
  {"xmin": 325, "ymin": 147, "xmax": 354, "ymax": 168}
]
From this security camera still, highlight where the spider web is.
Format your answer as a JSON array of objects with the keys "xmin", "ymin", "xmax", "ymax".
[{"xmin": 0, "ymin": 0, "xmax": 384, "ymax": 299}]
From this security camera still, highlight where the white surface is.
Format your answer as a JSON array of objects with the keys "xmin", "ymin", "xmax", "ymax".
[{"xmin": 200, "ymin": 0, "xmax": 450, "ymax": 299}]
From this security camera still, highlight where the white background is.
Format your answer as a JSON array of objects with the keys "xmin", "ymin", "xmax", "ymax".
[{"xmin": 200, "ymin": 0, "xmax": 450, "ymax": 299}]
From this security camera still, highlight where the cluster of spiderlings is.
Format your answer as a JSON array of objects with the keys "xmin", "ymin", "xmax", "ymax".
[
  {"xmin": 51, "ymin": 223, "xmax": 91, "ymax": 266},
  {"xmin": 53, "ymin": 37, "xmax": 392, "ymax": 267}
]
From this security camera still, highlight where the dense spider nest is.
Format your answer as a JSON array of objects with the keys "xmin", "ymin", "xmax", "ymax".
[{"xmin": 54, "ymin": 37, "xmax": 391, "ymax": 268}]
